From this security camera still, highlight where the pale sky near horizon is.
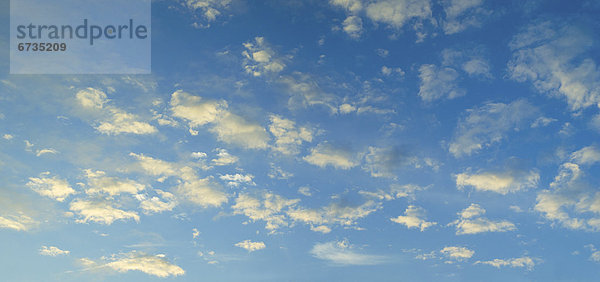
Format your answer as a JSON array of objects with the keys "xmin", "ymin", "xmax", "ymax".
[{"xmin": 2, "ymin": 0, "xmax": 600, "ymax": 281}]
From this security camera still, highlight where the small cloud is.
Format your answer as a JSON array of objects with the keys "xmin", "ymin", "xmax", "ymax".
[
  {"xmin": 40, "ymin": 246, "xmax": 70, "ymax": 256},
  {"xmin": 310, "ymin": 240, "xmax": 388, "ymax": 266},
  {"xmin": 235, "ymin": 240, "xmax": 266, "ymax": 252}
]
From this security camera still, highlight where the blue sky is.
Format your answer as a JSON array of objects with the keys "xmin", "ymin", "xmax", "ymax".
[{"xmin": 2, "ymin": 0, "xmax": 600, "ymax": 281}]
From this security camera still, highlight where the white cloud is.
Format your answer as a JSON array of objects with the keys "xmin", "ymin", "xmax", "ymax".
[
  {"xmin": 440, "ymin": 246, "xmax": 474, "ymax": 261},
  {"xmin": 570, "ymin": 146, "xmax": 600, "ymax": 165},
  {"xmin": 177, "ymin": 178, "xmax": 228, "ymax": 208},
  {"xmin": 362, "ymin": 146, "xmax": 408, "ymax": 178},
  {"xmin": 35, "ymin": 148, "xmax": 58, "ymax": 157},
  {"xmin": 2, "ymin": 134, "xmax": 13, "ymax": 140},
  {"xmin": 330, "ymin": 0, "xmax": 363, "ymax": 13},
  {"xmin": 69, "ymin": 200, "xmax": 140, "ymax": 225},
  {"xmin": 40, "ymin": 246, "xmax": 70, "ymax": 256},
  {"xmin": 508, "ymin": 21, "xmax": 600, "ymax": 111},
  {"xmin": 212, "ymin": 148, "xmax": 239, "ymax": 166},
  {"xmin": 286, "ymin": 199, "xmax": 380, "ymax": 229},
  {"xmin": 26, "ymin": 174, "xmax": 76, "ymax": 202},
  {"xmin": 449, "ymin": 99, "xmax": 537, "ymax": 157},
  {"xmin": 456, "ymin": 169, "xmax": 539, "ymax": 194},
  {"xmin": 232, "ymin": 192, "xmax": 299, "ymax": 232},
  {"xmin": 169, "ymin": 90, "xmax": 269, "ymax": 149},
  {"xmin": 130, "ymin": 153, "xmax": 228, "ymax": 208},
  {"xmin": 310, "ymin": 240, "xmax": 388, "ymax": 265},
  {"xmin": 342, "ymin": 16, "xmax": 363, "ymax": 39},
  {"xmin": 450, "ymin": 204, "xmax": 516, "ymax": 235},
  {"xmin": 475, "ymin": 256, "xmax": 537, "ymax": 271},
  {"xmin": 0, "ymin": 213, "xmax": 37, "ymax": 231},
  {"xmin": 442, "ymin": 0, "xmax": 487, "ymax": 35},
  {"xmin": 535, "ymin": 155, "xmax": 600, "ymax": 231},
  {"xmin": 85, "ymin": 251, "xmax": 184, "ymax": 277},
  {"xmin": 235, "ymin": 240, "xmax": 266, "ymax": 252},
  {"xmin": 279, "ymin": 73, "xmax": 340, "ymax": 114},
  {"xmin": 418, "ymin": 64, "xmax": 464, "ymax": 102},
  {"xmin": 76, "ymin": 88, "xmax": 157, "ymax": 135},
  {"xmin": 242, "ymin": 37, "xmax": 286, "ymax": 77},
  {"xmin": 303, "ymin": 143, "xmax": 359, "ymax": 169},
  {"xmin": 182, "ymin": 0, "xmax": 233, "ymax": 28},
  {"xmin": 390, "ymin": 205, "xmax": 436, "ymax": 231},
  {"xmin": 136, "ymin": 190, "xmax": 178, "ymax": 214},
  {"xmin": 365, "ymin": 0, "xmax": 431, "ymax": 29},
  {"xmin": 219, "ymin": 173, "xmax": 255, "ymax": 187},
  {"xmin": 298, "ymin": 186, "xmax": 312, "ymax": 196},
  {"xmin": 84, "ymin": 170, "xmax": 145, "ymax": 196},
  {"xmin": 268, "ymin": 115, "xmax": 313, "ymax": 155},
  {"xmin": 531, "ymin": 116, "xmax": 557, "ymax": 128},
  {"xmin": 359, "ymin": 184, "xmax": 426, "ymax": 201}
]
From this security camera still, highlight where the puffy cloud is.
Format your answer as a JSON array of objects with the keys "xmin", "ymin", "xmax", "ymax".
[
  {"xmin": 211, "ymin": 148, "xmax": 239, "ymax": 166},
  {"xmin": 456, "ymin": 169, "xmax": 539, "ymax": 194},
  {"xmin": 449, "ymin": 99, "xmax": 537, "ymax": 157},
  {"xmin": 508, "ymin": 21, "xmax": 600, "ymax": 111},
  {"xmin": 310, "ymin": 240, "xmax": 388, "ymax": 265},
  {"xmin": 268, "ymin": 115, "xmax": 313, "ymax": 155},
  {"xmin": 535, "ymin": 152, "xmax": 600, "ymax": 231},
  {"xmin": 279, "ymin": 73, "xmax": 340, "ymax": 114},
  {"xmin": 450, "ymin": 204, "xmax": 516, "ymax": 235},
  {"xmin": 303, "ymin": 143, "xmax": 359, "ymax": 170},
  {"xmin": 84, "ymin": 251, "xmax": 184, "ymax": 277},
  {"xmin": 418, "ymin": 64, "xmax": 464, "ymax": 102},
  {"xmin": 286, "ymin": 199, "xmax": 380, "ymax": 229},
  {"xmin": 242, "ymin": 37, "xmax": 286, "ymax": 77},
  {"xmin": 69, "ymin": 200, "xmax": 140, "ymax": 225},
  {"xmin": 26, "ymin": 174, "xmax": 76, "ymax": 202},
  {"xmin": 83, "ymin": 170, "xmax": 145, "ymax": 196},
  {"xmin": 130, "ymin": 153, "xmax": 228, "ymax": 208},
  {"xmin": 365, "ymin": 0, "xmax": 431, "ymax": 29},
  {"xmin": 390, "ymin": 205, "xmax": 436, "ymax": 231},
  {"xmin": 39, "ymin": 246, "xmax": 70, "ymax": 256},
  {"xmin": 232, "ymin": 192, "xmax": 299, "ymax": 232},
  {"xmin": 169, "ymin": 90, "xmax": 269, "ymax": 149},
  {"xmin": 475, "ymin": 256, "xmax": 537, "ymax": 271},
  {"xmin": 170, "ymin": 90, "xmax": 227, "ymax": 127},
  {"xmin": 440, "ymin": 246, "xmax": 474, "ymax": 261},
  {"xmin": 76, "ymin": 88, "xmax": 157, "ymax": 135},
  {"xmin": 136, "ymin": 190, "xmax": 178, "ymax": 214},
  {"xmin": 442, "ymin": 0, "xmax": 488, "ymax": 35},
  {"xmin": 0, "ymin": 213, "xmax": 37, "ymax": 231},
  {"xmin": 359, "ymin": 184, "xmax": 426, "ymax": 201},
  {"xmin": 342, "ymin": 16, "xmax": 363, "ymax": 39},
  {"xmin": 330, "ymin": 0, "xmax": 363, "ymax": 13},
  {"xmin": 530, "ymin": 116, "xmax": 557, "ymax": 128},
  {"xmin": 177, "ymin": 178, "xmax": 228, "ymax": 208},
  {"xmin": 181, "ymin": 0, "xmax": 233, "ymax": 28},
  {"xmin": 234, "ymin": 240, "xmax": 266, "ymax": 252},
  {"xmin": 570, "ymin": 146, "xmax": 600, "ymax": 165},
  {"xmin": 219, "ymin": 173, "xmax": 255, "ymax": 187},
  {"xmin": 361, "ymin": 146, "xmax": 410, "ymax": 178}
]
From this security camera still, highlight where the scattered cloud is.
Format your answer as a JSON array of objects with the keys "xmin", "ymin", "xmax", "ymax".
[
  {"xmin": 456, "ymin": 169, "xmax": 539, "ymax": 194},
  {"xmin": 304, "ymin": 143, "xmax": 360, "ymax": 169},
  {"xmin": 235, "ymin": 240, "xmax": 266, "ymax": 252},
  {"xmin": 76, "ymin": 88, "xmax": 157, "ymax": 135},
  {"xmin": 450, "ymin": 204, "xmax": 516, "ymax": 235},
  {"xmin": 268, "ymin": 115, "xmax": 313, "ymax": 155},
  {"xmin": 83, "ymin": 251, "xmax": 184, "ymax": 277},
  {"xmin": 449, "ymin": 99, "xmax": 537, "ymax": 157},
  {"xmin": 26, "ymin": 174, "xmax": 76, "ymax": 202},
  {"xmin": 310, "ymin": 240, "xmax": 388, "ymax": 266},
  {"xmin": 508, "ymin": 21, "xmax": 600, "ymax": 112},
  {"xmin": 69, "ymin": 200, "xmax": 140, "ymax": 225},
  {"xmin": 475, "ymin": 256, "xmax": 538, "ymax": 271},
  {"xmin": 40, "ymin": 246, "xmax": 70, "ymax": 256},
  {"xmin": 390, "ymin": 205, "xmax": 436, "ymax": 231}
]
